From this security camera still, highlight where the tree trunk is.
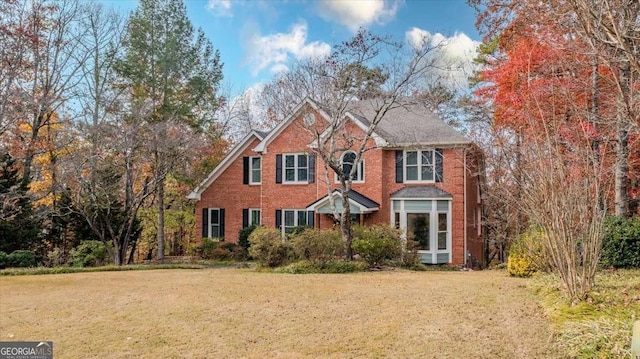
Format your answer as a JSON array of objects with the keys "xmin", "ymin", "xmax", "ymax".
[
  {"xmin": 614, "ymin": 61, "xmax": 630, "ymax": 217},
  {"xmin": 157, "ymin": 176, "xmax": 165, "ymax": 260},
  {"xmin": 340, "ymin": 185, "xmax": 353, "ymax": 260}
]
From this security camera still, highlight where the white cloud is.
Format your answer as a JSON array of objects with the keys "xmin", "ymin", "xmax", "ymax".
[
  {"xmin": 244, "ymin": 21, "xmax": 331, "ymax": 77},
  {"xmin": 405, "ymin": 28, "xmax": 481, "ymax": 91},
  {"xmin": 317, "ymin": 0, "xmax": 401, "ymax": 32},
  {"xmin": 207, "ymin": 0, "xmax": 233, "ymax": 17}
]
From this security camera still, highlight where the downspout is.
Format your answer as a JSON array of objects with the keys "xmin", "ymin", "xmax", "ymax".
[{"xmin": 463, "ymin": 146, "xmax": 468, "ymax": 267}]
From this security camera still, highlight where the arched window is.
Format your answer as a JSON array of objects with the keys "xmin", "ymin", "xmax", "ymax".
[{"xmin": 339, "ymin": 151, "xmax": 364, "ymax": 182}]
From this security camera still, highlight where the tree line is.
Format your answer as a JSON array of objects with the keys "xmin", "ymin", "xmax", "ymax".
[{"xmin": 1, "ymin": 0, "xmax": 225, "ymax": 265}]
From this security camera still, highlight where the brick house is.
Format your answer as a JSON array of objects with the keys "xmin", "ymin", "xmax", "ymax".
[{"xmin": 188, "ymin": 98, "xmax": 484, "ymax": 266}]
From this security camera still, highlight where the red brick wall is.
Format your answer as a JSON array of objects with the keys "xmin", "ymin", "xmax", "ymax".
[
  {"xmin": 194, "ymin": 102, "xmax": 484, "ymax": 267},
  {"xmin": 195, "ymin": 137, "xmax": 263, "ymax": 243}
]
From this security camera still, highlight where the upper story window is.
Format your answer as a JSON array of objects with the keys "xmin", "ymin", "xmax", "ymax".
[
  {"xmin": 243, "ymin": 156, "xmax": 261, "ymax": 185},
  {"xmin": 395, "ymin": 149, "xmax": 443, "ymax": 183},
  {"xmin": 285, "ymin": 153, "xmax": 307, "ymax": 182},
  {"xmin": 405, "ymin": 150, "xmax": 434, "ymax": 182},
  {"xmin": 276, "ymin": 153, "xmax": 315, "ymax": 184},
  {"xmin": 336, "ymin": 151, "xmax": 364, "ymax": 182},
  {"xmin": 250, "ymin": 157, "xmax": 261, "ymax": 184}
]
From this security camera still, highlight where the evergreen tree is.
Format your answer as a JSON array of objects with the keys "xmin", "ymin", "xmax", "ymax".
[{"xmin": 0, "ymin": 152, "xmax": 40, "ymax": 253}]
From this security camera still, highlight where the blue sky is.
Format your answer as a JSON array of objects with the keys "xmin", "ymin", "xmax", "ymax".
[{"xmin": 103, "ymin": 0, "xmax": 482, "ymax": 97}]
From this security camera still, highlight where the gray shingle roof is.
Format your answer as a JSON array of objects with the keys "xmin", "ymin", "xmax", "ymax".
[
  {"xmin": 348, "ymin": 101, "xmax": 470, "ymax": 147},
  {"xmin": 390, "ymin": 186, "xmax": 453, "ymax": 199}
]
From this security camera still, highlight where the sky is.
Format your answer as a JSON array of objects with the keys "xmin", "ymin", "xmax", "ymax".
[{"xmin": 102, "ymin": 0, "xmax": 483, "ymax": 98}]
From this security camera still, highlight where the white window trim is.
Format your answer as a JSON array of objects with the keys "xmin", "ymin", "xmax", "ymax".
[
  {"xmin": 281, "ymin": 209, "xmax": 310, "ymax": 234},
  {"xmin": 208, "ymin": 208, "xmax": 222, "ymax": 238},
  {"xmin": 335, "ymin": 151, "xmax": 365, "ymax": 183},
  {"xmin": 249, "ymin": 156, "xmax": 261, "ymax": 185},
  {"xmin": 283, "ymin": 153, "xmax": 309, "ymax": 184},
  {"xmin": 390, "ymin": 199, "xmax": 451, "ymax": 263},
  {"xmin": 403, "ymin": 150, "xmax": 436, "ymax": 183},
  {"xmin": 249, "ymin": 208, "xmax": 261, "ymax": 226}
]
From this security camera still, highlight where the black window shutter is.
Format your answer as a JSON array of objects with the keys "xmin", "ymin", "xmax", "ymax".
[
  {"xmin": 243, "ymin": 157, "xmax": 249, "ymax": 184},
  {"xmin": 242, "ymin": 209, "xmax": 249, "ymax": 228},
  {"xmin": 220, "ymin": 209, "xmax": 225, "ymax": 237},
  {"xmin": 202, "ymin": 208, "xmax": 209, "ymax": 238},
  {"xmin": 308, "ymin": 154, "xmax": 316, "ymax": 183},
  {"xmin": 276, "ymin": 154, "xmax": 282, "ymax": 183},
  {"xmin": 275, "ymin": 210, "xmax": 282, "ymax": 229},
  {"xmin": 435, "ymin": 148, "xmax": 443, "ymax": 182},
  {"xmin": 395, "ymin": 150, "xmax": 403, "ymax": 183},
  {"xmin": 307, "ymin": 211, "xmax": 315, "ymax": 227}
]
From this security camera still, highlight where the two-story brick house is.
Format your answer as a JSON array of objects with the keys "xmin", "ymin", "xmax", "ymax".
[{"xmin": 188, "ymin": 98, "xmax": 484, "ymax": 266}]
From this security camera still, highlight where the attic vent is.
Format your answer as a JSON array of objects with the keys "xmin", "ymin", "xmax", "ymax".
[{"xmin": 303, "ymin": 113, "xmax": 316, "ymax": 126}]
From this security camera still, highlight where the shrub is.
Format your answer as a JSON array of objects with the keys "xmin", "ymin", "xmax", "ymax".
[
  {"xmin": 0, "ymin": 251, "xmax": 7, "ymax": 269},
  {"xmin": 7, "ymin": 250, "xmax": 37, "ymax": 268},
  {"xmin": 45, "ymin": 247, "xmax": 67, "ymax": 267},
  {"xmin": 507, "ymin": 228, "xmax": 545, "ymax": 277},
  {"xmin": 69, "ymin": 241, "xmax": 109, "ymax": 267},
  {"xmin": 200, "ymin": 237, "xmax": 222, "ymax": 260},
  {"xmin": 276, "ymin": 260, "xmax": 369, "ymax": 274},
  {"xmin": 238, "ymin": 225, "xmax": 256, "ymax": 251},
  {"xmin": 248, "ymin": 227, "xmax": 291, "ymax": 267},
  {"xmin": 600, "ymin": 216, "xmax": 640, "ymax": 268},
  {"xmin": 351, "ymin": 225, "xmax": 402, "ymax": 267},
  {"xmin": 290, "ymin": 228, "xmax": 343, "ymax": 264},
  {"xmin": 401, "ymin": 239, "xmax": 422, "ymax": 268}
]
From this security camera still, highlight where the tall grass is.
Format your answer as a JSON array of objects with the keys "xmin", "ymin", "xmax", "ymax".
[{"xmin": 531, "ymin": 269, "xmax": 640, "ymax": 358}]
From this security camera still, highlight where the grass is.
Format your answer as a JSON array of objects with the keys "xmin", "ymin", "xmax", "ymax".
[
  {"xmin": 0, "ymin": 268, "xmax": 556, "ymax": 358},
  {"xmin": 531, "ymin": 269, "xmax": 640, "ymax": 358}
]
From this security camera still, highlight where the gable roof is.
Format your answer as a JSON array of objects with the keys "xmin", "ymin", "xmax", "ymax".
[
  {"xmin": 306, "ymin": 189, "xmax": 380, "ymax": 214},
  {"xmin": 347, "ymin": 101, "xmax": 471, "ymax": 147},
  {"xmin": 187, "ymin": 130, "xmax": 266, "ymax": 200},
  {"xmin": 253, "ymin": 97, "xmax": 330, "ymax": 154}
]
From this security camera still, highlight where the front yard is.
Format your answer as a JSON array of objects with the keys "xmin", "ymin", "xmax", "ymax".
[{"xmin": 0, "ymin": 268, "xmax": 556, "ymax": 358}]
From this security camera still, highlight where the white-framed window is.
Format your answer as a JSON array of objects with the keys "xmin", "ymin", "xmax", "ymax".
[
  {"xmin": 336, "ymin": 151, "xmax": 364, "ymax": 183},
  {"xmin": 392, "ymin": 199, "xmax": 451, "ymax": 263},
  {"xmin": 284, "ymin": 153, "xmax": 308, "ymax": 183},
  {"xmin": 250, "ymin": 208, "xmax": 261, "ymax": 226},
  {"xmin": 208, "ymin": 208, "xmax": 223, "ymax": 238},
  {"xmin": 282, "ymin": 209, "xmax": 311, "ymax": 233},
  {"xmin": 250, "ymin": 157, "xmax": 261, "ymax": 184},
  {"xmin": 404, "ymin": 150, "xmax": 435, "ymax": 182}
]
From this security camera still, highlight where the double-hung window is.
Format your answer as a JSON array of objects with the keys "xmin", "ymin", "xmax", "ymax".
[
  {"xmin": 202, "ymin": 208, "xmax": 224, "ymax": 238},
  {"xmin": 277, "ymin": 209, "xmax": 314, "ymax": 234},
  {"xmin": 284, "ymin": 153, "xmax": 308, "ymax": 183},
  {"xmin": 405, "ymin": 150, "xmax": 435, "ymax": 182},
  {"xmin": 243, "ymin": 156, "xmax": 261, "ymax": 185},
  {"xmin": 250, "ymin": 157, "xmax": 261, "ymax": 184}
]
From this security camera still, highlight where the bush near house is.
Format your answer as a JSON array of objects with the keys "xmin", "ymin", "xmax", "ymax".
[
  {"xmin": 507, "ymin": 228, "xmax": 546, "ymax": 277},
  {"xmin": 290, "ymin": 228, "xmax": 343, "ymax": 264},
  {"xmin": 248, "ymin": 227, "xmax": 292, "ymax": 267},
  {"xmin": 238, "ymin": 225, "xmax": 256, "ymax": 251},
  {"xmin": 352, "ymin": 225, "xmax": 403, "ymax": 267},
  {"xmin": 600, "ymin": 216, "xmax": 640, "ymax": 268}
]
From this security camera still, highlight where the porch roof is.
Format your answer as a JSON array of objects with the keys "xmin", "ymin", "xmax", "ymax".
[
  {"xmin": 390, "ymin": 186, "xmax": 453, "ymax": 199},
  {"xmin": 306, "ymin": 189, "xmax": 380, "ymax": 214}
]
